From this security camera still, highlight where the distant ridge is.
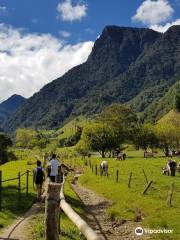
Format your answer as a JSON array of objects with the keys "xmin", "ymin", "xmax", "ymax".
[
  {"xmin": 3, "ymin": 25, "xmax": 180, "ymax": 132},
  {"xmin": 0, "ymin": 95, "xmax": 26, "ymax": 124}
]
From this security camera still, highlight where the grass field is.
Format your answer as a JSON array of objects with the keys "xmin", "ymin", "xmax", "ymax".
[
  {"xmin": 48, "ymin": 146, "xmax": 180, "ymax": 239},
  {"xmin": 0, "ymin": 158, "xmax": 36, "ymax": 230},
  {"xmin": 0, "ymin": 148, "xmax": 87, "ymax": 240},
  {"xmin": 28, "ymin": 179, "xmax": 86, "ymax": 240},
  {"xmin": 76, "ymin": 150, "xmax": 180, "ymax": 240},
  {"xmin": 1, "ymin": 145, "xmax": 180, "ymax": 240}
]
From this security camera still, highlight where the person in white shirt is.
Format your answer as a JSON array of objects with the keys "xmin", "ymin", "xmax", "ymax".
[{"xmin": 48, "ymin": 154, "xmax": 60, "ymax": 182}]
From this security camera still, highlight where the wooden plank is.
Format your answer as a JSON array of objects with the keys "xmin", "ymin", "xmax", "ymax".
[
  {"xmin": 60, "ymin": 184, "xmax": 100, "ymax": 240},
  {"xmin": 2, "ymin": 177, "xmax": 19, "ymax": 183}
]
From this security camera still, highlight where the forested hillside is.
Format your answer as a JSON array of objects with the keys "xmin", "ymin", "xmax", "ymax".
[
  {"xmin": 0, "ymin": 95, "xmax": 26, "ymax": 124},
  {"xmin": 3, "ymin": 25, "xmax": 180, "ymax": 132}
]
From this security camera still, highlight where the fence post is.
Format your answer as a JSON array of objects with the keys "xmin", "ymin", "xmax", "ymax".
[
  {"xmin": 143, "ymin": 181, "xmax": 153, "ymax": 195},
  {"xmin": 92, "ymin": 164, "xmax": 94, "ymax": 173},
  {"xmin": 142, "ymin": 169, "xmax": 148, "ymax": 184},
  {"xmin": 0, "ymin": 171, "xmax": 2, "ymax": 211},
  {"xmin": 128, "ymin": 172, "xmax": 132, "ymax": 188},
  {"xmin": 26, "ymin": 170, "xmax": 29, "ymax": 197},
  {"xmin": 18, "ymin": 172, "xmax": 21, "ymax": 198},
  {"xmin": 167, "ymin": 183, "xmax": 174, "ymax": 207},
  {"xmin": 45, "ymin": 183, "xmax": 61, "ymax": 240},
  {"xmin": 89, "ymin": 159, "xmax": 91, "ymax": 168},
  {"xmin": 95, "ymin": 165, "xmax": 97, "ymax": 175},
  {"xmin": 116, "ymin": 170, "xmax": 119, "ymax": 183}
]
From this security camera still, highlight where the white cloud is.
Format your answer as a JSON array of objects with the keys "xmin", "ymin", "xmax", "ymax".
[
  {"xmin": 57, "ymin": 0, "xmax": 87, "ymax": 22},
  {"xmin": 132, "ymin": 0, "xmax": 174, "ymax": 25},
  {"xmin": 59, "ymin": 30, "xmax": 71, "ymax": 38},
  {"xmin": 0, "ymin": 24, "xmax": 93, "ymax": 102},
  {"xmin": 151, "ymin": 19, "xmax": 180, "ymax": 32},
  {"xmin": 0, "ymin": 6, "xmax": 7, "ymax": 14}
]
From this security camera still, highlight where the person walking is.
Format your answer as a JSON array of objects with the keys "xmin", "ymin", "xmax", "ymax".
[
  {"xmin": 169, "ymin": 160, "xmax": 177, "ymax": 176},
  {"xmin": 34, "ymin": 160, "xmax": 45, "ymax": 200},
  {"xmin": 48, "ymin": 153, "xmax": 60, "ymax": 182}
]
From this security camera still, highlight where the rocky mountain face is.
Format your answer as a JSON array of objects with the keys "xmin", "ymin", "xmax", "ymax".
[{"xmin": 3, "ymin": 25, "xmax": 180, "ymax": 132}]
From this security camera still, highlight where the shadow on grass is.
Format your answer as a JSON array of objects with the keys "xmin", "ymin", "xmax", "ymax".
[
  {"xmin": 61, "ymin": 230, "xmax": 79, "ymax": 240},
  {"xmin": 1, "ymin": 186, "xmax": 36, "ymax": 216},
  {"xmin": 65, "ymin": 194, "xmax": 84, "ymax": 213}
]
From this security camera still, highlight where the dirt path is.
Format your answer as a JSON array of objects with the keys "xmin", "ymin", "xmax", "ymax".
[
  {"xmin": 1, "ymin": 176, "xmax": 148, "ymax": 240},
  {"xmin": 72, "ymin": 182, "xmax": 148, "ymax": 240},
  {"xmin": 0, "ymin": 202, "xmax": 42, "ymax": 240}
]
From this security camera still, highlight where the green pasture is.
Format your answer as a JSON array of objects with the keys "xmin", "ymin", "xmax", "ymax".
[
  {"xmin": 0, "ymin": 158, "xmax": 36, "ymax": 230},
  {"xmin": 28, "ymin": 179, "xmax": 86, "ymax": 240},
  {"xmin": 77, "ymin": 150, "xmax": 180, "ymax": 240}
]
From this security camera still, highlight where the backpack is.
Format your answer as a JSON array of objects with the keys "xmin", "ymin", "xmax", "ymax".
[{"xmin": 35, "ymin": 167, "xmax": 44, "ymax": 184}]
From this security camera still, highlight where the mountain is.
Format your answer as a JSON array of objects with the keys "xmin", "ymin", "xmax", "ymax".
[
  {"xmin": 3, "ymin": 25, "xmax": 180, "ymax": 132},
  {"xmin": 141, "ymin": 81, "xmax": 180, "ymax": 121},
  {"xmin": 0, "ymin": 95, "xmax": 26, "ymax": 124}
]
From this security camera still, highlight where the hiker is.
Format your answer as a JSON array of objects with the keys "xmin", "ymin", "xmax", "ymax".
[
  {"xmin": 100, "ymin": 161, "xmax": 108, "ymax": 176},
  {"xmin": 48, "ymin": 153, "xmax": 60, "ymax": 182},
  {"xmin": 169, "ymin": 160, "xmax": 177, "ymax": 176},
  {"xmin": 34, "ymin": 160, "xmax": 45, "ymax": 200}
]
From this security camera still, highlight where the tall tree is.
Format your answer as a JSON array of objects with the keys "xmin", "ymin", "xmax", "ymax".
[
  {"xmin": 0, "ymin": 134, "xmax": 12, "ymax": 164},
  {"xmin": 132, "ymin": 123, "xmax": 158, "ymax": 151},
  {"xmin": 175, "ymin": 94, "xmax": 180, "ymax": 112},
  {"xmin": 155, "ymin": 110, "xmax": 180, "ymax": 156},
  {"xmin": 81, "ymin": 122, "xmax": 119, "ymax": 158},
  {"xmin": 97, "ymin": 103, "xmax": 137, "ymax": 141}
]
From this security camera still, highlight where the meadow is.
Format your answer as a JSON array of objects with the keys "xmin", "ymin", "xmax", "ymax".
[
  {"xmin": 1, "ymin": 144, "xmax": 180, "ymax": 240},
  {"xmin": 77, "ymin": 150, "xmax": 180, "ymax": 240},
  {"xmin": 0, "ymin": 148, "xmax": 88, "ymax": 240},
  {"xmin": 0, "ymin": 157, "xmax": 36, "ymax": 230}
]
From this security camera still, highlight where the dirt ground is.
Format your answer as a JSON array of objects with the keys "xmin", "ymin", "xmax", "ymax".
[
  {"xmin": 0, "ymin": 202, "xmax": 42, "ymax": 240},
  {"xmin": 72, "ymin": 180, "xmax": 149, "ymax": 240},
  {"xmin": 1, "ymin": 176, "xmax": 149, "ymax": 240}
]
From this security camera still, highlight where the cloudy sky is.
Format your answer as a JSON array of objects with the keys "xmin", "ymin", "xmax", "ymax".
[{"xmin": 0, "ymin": 0, "xmax": 179, "ymax": 102}]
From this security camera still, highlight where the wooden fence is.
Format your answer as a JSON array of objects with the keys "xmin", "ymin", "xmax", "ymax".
[
  {"xmin": 86, "ymin": 159, "xmax": 177, "ymax": 204},
  {"xmin": 0, "ymin": 170, "xmax": 33, "ymax": 211},
  {"xmin": 45, "ymin": 174, "xmax": 101, "ymax": 240}
]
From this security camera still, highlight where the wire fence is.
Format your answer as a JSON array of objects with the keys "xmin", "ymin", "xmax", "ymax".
[
  {"xmin": 0, "ymin": 169, "xmax": 35, "ymax": 211},
  {"xmin": 84, "ymin": 158, "xmax": 180, "ymax": 207}
]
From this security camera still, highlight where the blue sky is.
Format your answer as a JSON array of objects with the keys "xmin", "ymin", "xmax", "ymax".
[
  {"xmin": 0, "ymin": 0, "xmax": 179, "ymax": 43},
  {"xmin": 0, "ymin": 0, "xmax": 179, "ymax": 101}
]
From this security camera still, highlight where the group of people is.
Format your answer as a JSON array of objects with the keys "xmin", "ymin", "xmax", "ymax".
[
  {"xmin": 33, "ymin": 153, "xmax": 61, "ymax": 200},
  {"xmin": 162, "ymin": 159, "xmax": 179, "ymax": 176}
]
